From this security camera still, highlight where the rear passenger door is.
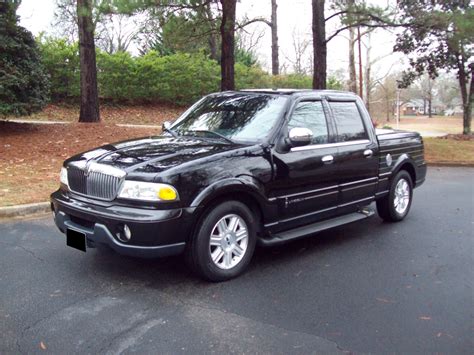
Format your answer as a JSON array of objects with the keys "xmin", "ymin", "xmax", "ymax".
[{"xmin": 328, "ymin": 99, "xmax": 379, "ymax": 212}]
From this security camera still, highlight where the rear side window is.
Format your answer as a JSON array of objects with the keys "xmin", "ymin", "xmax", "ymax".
[
  {"xmin": 288, "ymin": 101, "xmax": 328, "ymax": 144},
  {"xmin": 329, "ymin": 102, "xmax": 368, "ymax": 142}
]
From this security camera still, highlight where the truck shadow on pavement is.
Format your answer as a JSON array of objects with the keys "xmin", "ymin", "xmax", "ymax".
[{"xmin": 82, "ymin": 216, "xmax": 386, "ymax": 286}]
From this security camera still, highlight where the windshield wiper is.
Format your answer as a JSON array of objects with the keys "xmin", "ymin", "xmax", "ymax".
[{"xmin": 186, "ymin": 130, "xmax": 235, "ymax": 144}]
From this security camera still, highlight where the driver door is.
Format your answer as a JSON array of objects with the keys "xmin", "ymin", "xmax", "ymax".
[{"xmin": 269, "ymin": 100, "xmax": 339, "ymax": 232}]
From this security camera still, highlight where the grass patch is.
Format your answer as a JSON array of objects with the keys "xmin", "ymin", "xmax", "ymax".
[{"xmin": 424, "ymin": 137, "xmax": 474, "ymax": 165}]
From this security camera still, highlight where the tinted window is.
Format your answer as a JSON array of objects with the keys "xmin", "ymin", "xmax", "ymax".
[
  {"xmin": 329, "ymin": 102, "xmax": 368, "ymax": 142},
  {"xmin": 288, "ymin": 101, "xmax": 328, "ymax": 144},
  {"xmin": 171, "ymin": 94, "xmax": 288, "ymax": 142}
]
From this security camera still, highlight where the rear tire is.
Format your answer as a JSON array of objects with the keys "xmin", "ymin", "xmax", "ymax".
[
  {"xmin": 186, "ymin": 201, "xmax": 257, "ymax": 282},
  {"xmin": 377, "ymin": 170, "xmax": 413, "ymax": 222}
]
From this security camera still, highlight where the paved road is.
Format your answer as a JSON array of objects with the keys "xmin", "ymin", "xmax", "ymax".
[{"xmin": 1, "ymin": 167, "xmax": 473, "ymax": 354}]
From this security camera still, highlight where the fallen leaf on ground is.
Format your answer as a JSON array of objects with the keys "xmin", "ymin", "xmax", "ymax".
[
  {"xmin": 376, "ymin": 297, "xmax": 396, "ymax": 304},
  {"xmin": 40, "ymin": 341, "xmax": 47, "ymax": 350}
]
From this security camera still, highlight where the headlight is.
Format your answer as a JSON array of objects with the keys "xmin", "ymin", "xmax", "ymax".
[
  {"xmin": 60, "ymin": 167, "xmax": 69, "ymax": 187},
  {"xmin": 118, "ymin": 181, "xmax": 179, "ymax": 201}
]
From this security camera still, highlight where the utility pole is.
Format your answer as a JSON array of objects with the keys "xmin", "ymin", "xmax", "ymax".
[{"xmin": 270, "ymin": 0, "xmax": 279, "ymax": 75}]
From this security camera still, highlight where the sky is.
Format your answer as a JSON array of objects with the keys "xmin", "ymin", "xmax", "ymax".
[{"xmin": 17, "ymin": 0, "xmax": 406, "ymax": 83}]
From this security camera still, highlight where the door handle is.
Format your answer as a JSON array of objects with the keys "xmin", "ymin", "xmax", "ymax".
[
  {"xmin": 322, "ymin": 155, "xmax": 334, "ymax": 164},
  {"xmin": 364, "ymin": 149, "xmax": 373, "ymax": 158}
]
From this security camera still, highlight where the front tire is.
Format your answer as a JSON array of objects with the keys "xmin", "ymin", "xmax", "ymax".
[
  {"xmin": 377, "ymin": 170, "xmax": 413, "ymax": 222},
  {"xmin": 186, "ymin": 201, "xmax": 257, "ymax": 282}
]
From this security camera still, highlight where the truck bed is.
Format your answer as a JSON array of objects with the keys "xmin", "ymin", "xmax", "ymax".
[{"xmin": 375, "ymin": 128, "xmax": 426, "ymax": 189}]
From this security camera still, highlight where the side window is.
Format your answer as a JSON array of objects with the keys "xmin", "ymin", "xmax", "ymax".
[
  {"xmin": 329, "ymin": 102, "xmax": 368, "ymax": 142},
  {"xmin": 288, "ymin": 101, "xmax": 329, "ymax": 144}
]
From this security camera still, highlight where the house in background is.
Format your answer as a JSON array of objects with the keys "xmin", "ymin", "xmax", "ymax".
[
  {"xmin": 401, "ymin": 100, "xmax": 424, "ymax": 115},
  {"xmin": 400, "ymin": 99, "xmax": 444, "ymax": 116}
]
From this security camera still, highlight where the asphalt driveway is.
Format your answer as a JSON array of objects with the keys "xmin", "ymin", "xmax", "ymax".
[{"xmin": 1, "ymin": 167, "xmax": 473, "ymax": 353}]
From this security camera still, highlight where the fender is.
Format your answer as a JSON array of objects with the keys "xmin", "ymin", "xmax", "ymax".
[
  {"xmin": 190, "ymin": 177, "xmax": 269, "ymax": 210},
  {"xmin": 389, "ymin": 153, "xmax": 417, "ymax": 183}
]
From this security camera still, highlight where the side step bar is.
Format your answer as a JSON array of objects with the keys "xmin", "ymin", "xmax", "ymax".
[{"xmin": 259, "ymin": 208, "xmax": 375, "ymax": 247}]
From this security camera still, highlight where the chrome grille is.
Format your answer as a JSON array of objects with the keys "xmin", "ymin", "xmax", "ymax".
[{"xmin": 67, "ymin": 163, "xmax": 125, "ymax": 200}]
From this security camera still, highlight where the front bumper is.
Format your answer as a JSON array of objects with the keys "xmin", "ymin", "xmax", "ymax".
[{"xmin": 51, "ymin": 190, "xmax": 197, "ymax": 258}]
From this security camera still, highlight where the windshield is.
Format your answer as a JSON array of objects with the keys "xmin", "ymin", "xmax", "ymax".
[{"xmin": 171, "ymin": 93, "xmax": 288, "ymax": 143}]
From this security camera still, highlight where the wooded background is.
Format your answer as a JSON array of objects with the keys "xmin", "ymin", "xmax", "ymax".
[{"xmin": 1, "ymin": 0, "xmax": 472, "ymax": 133}]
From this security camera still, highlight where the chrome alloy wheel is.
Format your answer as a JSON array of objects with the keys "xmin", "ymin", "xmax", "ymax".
[
  {"xmin": 394, "ymin": 178, "xmax": 410, "ymax": 214},
  {"xmin": 209, "ymin": 214, "xmax": 249, "ymax": 270}
]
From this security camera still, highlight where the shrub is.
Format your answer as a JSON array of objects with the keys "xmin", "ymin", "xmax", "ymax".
[
  {"xmin": 271, "ymin": 74, "xmax": 312, "ymax": 89},
  {"xmin": 0, "ymin": 3, "xmax": 49, "ymax": 116},
  {"xmin": 35, "ymin": 39, "xmax": 345, "ymax": 106},
  {"xmin": 37, "ymin": 37, "xmax": 79, "ymax": 99},
  {"xmin": 135, "ymin": 52, "xmax": 221, "ymax": 105},
  {"xmin": 235, "ymin": 64, "xmax": 272, "ymax": 89},
  {"xmin": 97, "ymin": 50, "xmax": 137, "ymax": 100}
]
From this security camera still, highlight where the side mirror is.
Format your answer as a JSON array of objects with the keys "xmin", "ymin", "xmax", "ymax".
[{"xmin": 288, "ymin": 127, "xmax": 313, "ymax": 147}]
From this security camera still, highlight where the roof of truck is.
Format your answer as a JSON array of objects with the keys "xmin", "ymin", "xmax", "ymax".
[{"xmin": 237, "ymin": 88, "xmax": 359, "ymax": 97}]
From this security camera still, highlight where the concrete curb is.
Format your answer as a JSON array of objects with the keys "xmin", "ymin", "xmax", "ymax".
[
  {"xmin": 4, "ymin": 119, "xmax": 69, "ymax": 125},
  {"xmin": 4, "ymin": 120, "xmax": 163, "ymax": 129},
  {"xmin": 0, "ymin": 202, "xmax": 51, "ymax": 218},
  {"xmin": 427, "ymin": 162, "xmax": 474, "ymax": 168},
  {"xmin": 116, "ymin": 123, "xmax": 161, "ymax": 129}
]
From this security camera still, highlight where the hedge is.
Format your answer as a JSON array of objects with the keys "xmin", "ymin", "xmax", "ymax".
[{"xmin": 38, "ymin": 38, "xmax": 342, "ymax": 106}]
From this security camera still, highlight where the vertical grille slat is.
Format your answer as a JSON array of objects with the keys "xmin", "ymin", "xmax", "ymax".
[{"xmin": 67, "ymin": 165, "xmax": 123, "ymax": 200}]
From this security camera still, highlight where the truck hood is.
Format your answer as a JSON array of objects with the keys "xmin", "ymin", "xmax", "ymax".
[{"xmin": 65, "ymin": 136, "xmax": 248, "ymax": 174}]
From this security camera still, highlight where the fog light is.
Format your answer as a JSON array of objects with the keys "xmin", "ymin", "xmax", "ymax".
[
  {"xmin": 123, "ymin": 224, "xmax": 131, "ymax": 240},
  {"xmin": 116, "ymin": 224, "xmax": 132, "ymax": 243}
]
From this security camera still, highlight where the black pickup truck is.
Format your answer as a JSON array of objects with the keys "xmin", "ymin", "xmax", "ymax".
[{"xmin": 51, "ymin": 90, "xmax": 426, "ymax": 281}]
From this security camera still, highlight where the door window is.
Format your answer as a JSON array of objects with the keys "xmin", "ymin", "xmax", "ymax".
[
  {"xmin": 288, "ymin": 101, "xmax": 329, "ymax": 144},
  {"xmin": 329, "ymin": 102, "xmax": 368, "ymax": 142}
]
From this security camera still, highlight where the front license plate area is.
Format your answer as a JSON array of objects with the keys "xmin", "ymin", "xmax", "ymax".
[{"xmin": 67, "ymin": 229, "xmax": 87, "ymax": 252}]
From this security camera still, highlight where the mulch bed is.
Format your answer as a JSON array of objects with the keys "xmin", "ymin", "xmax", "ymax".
[
  {"xmin": 7, "ymin": 102, "xmax": 185, "ymax": 125},
  {"xmin": 438, "ymin": 133, "xmax": 474, "ymax": 141},
  {"xmin": 0, "ymin": 121, "xmax": 161, "ymax": 206},
  {"xmin": 1, "ymin": 119, "xmax": 473, "ymax": 207}
]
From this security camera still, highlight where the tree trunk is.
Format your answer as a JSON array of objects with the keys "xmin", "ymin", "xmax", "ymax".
[
  {"xmin": 312, "ymin": 0, "xmax": 326, "ymax": 89},
  {"xmin": 347, "ymin": 0, "xmax": 357, "ymax": 94},
  {"xmin": 428, "ymin": 78, "xmax": 432, "ymax": 118},
  {"xmin": 458, "ymin": 59, "xmax": 472, "ymax": 134},
  {"xmin": 209, "ymin": 32, "xmax": 218, "ymax": 61},
  {"xmin": 77, "ymin": 0, "xmax": 100, "ymax": 123},
  {"xmin": 205, "ymin": 2, "xmax": 218, "ymax": 61},
  {"xmin": 428, "ymin": 96, "xmax": 432, "ymax": 118},
  {"xmin": 364, "ymin": 32, "xmax": 372, "ymax": 113},
  {"xmin": 348, "ymin": 26, "xmax": 357, "ymax": 94},
  {"xmin": 220, "ymin": 0, "xmax": 236, "ymax": 91},
  {"xmin": 357, "ymin": 26, "xmax": 363, "ymax": 98},
  {"xmin": 271, "ymin": 0, "xmax": 279, "ymax": 75}
]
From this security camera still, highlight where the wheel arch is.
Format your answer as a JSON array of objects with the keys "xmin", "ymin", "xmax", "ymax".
[
  {"xmin": 391, "ymin": 154, "xmax": 417, "ymax": 186},
  {"xmin": 188, "ymin": 178, "xmax": 268, "ymax": 241}
]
